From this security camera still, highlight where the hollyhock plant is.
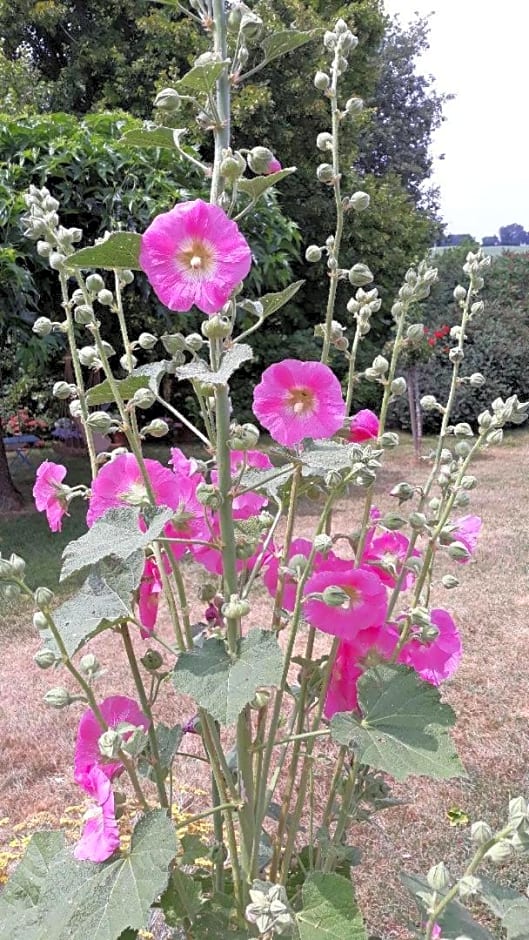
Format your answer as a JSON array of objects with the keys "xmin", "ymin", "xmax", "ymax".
[
  {"xmin": 304, "ymin": 564, "xmax": 388, "ymax": 640},
  {"xmin": 397, "ymin": 608, "xmax": 462, "ymax": 685},
  {"xmin": 324, "ymin": 625, "xmax": 398, "ymax": 718},
  {"xmin": 348, "ymin": 408, "xmax": 379, "ymax": 443},
  {"xmin": 87, "ymin": 453, "xmax": 180, "ymax": 526},
  {"xmin": 139, "ymin": 199, "xmax": 252, "ymax": 315},
  {"xmin": 452, "ymin": 515, "xmax": 482, "ymax": 562},
  {"xmin": 32, "ymin": 460, "xmax": 68, "ymax": 532},
  {"xmin": 263, "ymin": 537, "xmax": 337, "ymax": 612},
  {"xmin": 252, "ymin": 359, "xmax": 346, "ymax": 447},
  {"xmin": 74, "ymin": 695, "xmax": 149, "ymax": 780},
  {"xmin": 73, "ymin": 765, "xmax": 120, "ymax": 863},
  {"xmin": 138, "ymin": 557, "xmax": 163, "ymax": 638}
]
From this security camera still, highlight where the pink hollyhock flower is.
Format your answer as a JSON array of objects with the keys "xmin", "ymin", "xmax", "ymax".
[
  {"xmin": 75, "ymin": 695, "xmax": 149, "ymax": 781},
  {"xmin": 324, "ymin": 625, "xmax": 398, "ymax": 718},
  {"xmin": 348, "ymin": 409, "xmax": 379, "ymax": 443},
  {"xmin": 265, "ymin": 156, "xmax": 282, "ymax": 174},
  {"xmin": 226, "ymin": 449, "xmax": 273, "ymax": 519},
  {"xmin": 363, "ymin": 531, "xmax": 420, "ymax": 589},
  {"xmin": 397, "ymin": 608, "xmax": 462, "ymax": 685},
  {"xmin": 169, "ymin": 446, "xmax": 204, "ymax": 484},
  {"xmin": 164, "ymin": 476, "xmax": 209, "ymax": 561},
  {"xmin": 451, "ymin": 514, "xmax": 482, "ymax": 562},
  {"xmin": 138, "ymin": 557, "xmax": 163, "ymax": 638},
  {"xmin": 33, "ymin": 461, "xmax": 68, "ymax": 532},
  {"xmin": 263, "ymin": 537, "xmax": 337, "ymax": 612},
  {"xmin": 252, "ymin": 359, "xmax": 346, "ymax": 447},
  {"xmin": 304, "ymin": 565, "xmax": 388, "ymax": 640},
  {"xmin": 139, "ymin": 199, "xmax": 252, "ymax": 315},
  {"xmin": 74, "ymin": 765, "xmax": 120, "ymax": 862},
  {"xmin": 192, "ymin": 516, "xmax": 272, "ymax": 576},
  {"xmin": 87, "ymin": 453, "xmax": 180, "ymax": 526}
]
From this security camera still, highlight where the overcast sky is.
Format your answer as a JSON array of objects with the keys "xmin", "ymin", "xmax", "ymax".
[{"xmin": 382, "ymin": 0, "xmax": 529, "ymax": 240}]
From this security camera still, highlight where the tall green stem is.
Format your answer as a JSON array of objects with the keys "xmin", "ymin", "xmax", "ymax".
[{"xmin": 321, "ymin": 46, "xmax": 344, "ymax": 365}]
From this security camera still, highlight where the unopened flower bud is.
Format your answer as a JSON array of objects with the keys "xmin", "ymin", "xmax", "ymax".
[
  {"xmin": 453, "ymin": 285, "xmax": 467, "ymax": 301},
  {"xmin": 486, "ymin": 429, "xmax": 503, "ymax": 446},
  {"xmin": 448, "ymin": 541, "xmax": 471, "ymax": 561},
  {"xmin": 86, "ymin": 411, "xmax": 115, "ymax": 433},
  {"xmin": 469, "ymin": 372, "xmax": 486, "ymax": 388},
  {"xmin": 316, "ymin": 132, "xmax": 333, "ymax": 151},
  {"xmin": 222, "ymin": 594, "xmax": 250, "ymax": 619},
  {"xmin": 132, "ymin": 387, "xmax": 156, "ymax": 409},
  {"xmin": 36, "ymin": 240, "xmax": 52, "ymax": 257},
  {"xmin": 74, "ymin": 304, "xmax": 95, "ymax": 325},
  {"xmin": 391, "ymin": 377, "xmax": 407, "ymax": 396},
  {"xmin": 348, "ymin": 263, "xmax": 374, "ymax": 287},
  {"xmin": 317, "ymin": 163, "xmax": 334, "ymax": 183},
  {"xmin": 349, "ymin": 191, "xmax": 370, "ymax": 211},
  {"xmin": 97, "ymin": 289, "xmax": 114, "ymax": 307},
  {"xmin": 485, "ymin": 839, "xmax": 514, "ymax": 863},
  {"xmin": 34, "ymin": 648, "xmax": 57, "ymax": 669},
  {"xmin": 185, "ymin": 332, "xmax": 204, "ymax": 352},
  {"xmin": 453, "ymin": 422, "xmax": 473, "ymax": 437},
  {"xmin": 86, "ymin": 273, "xmax": 105, "ymax": 293},
  {"xmin": 141, "ymin": 649, "xmax": 164, "ymax": 671},
  {"xmin": 154, "ymin": 87, "xmax": 181, "ymax": 111},
  {"xmin": 142, "ymin": 418, "xmax": 170, "ymax": 438},
  {"xmin": 313, "ymin": 534, "xmax": 333, "ymax": 553},
  {"xmin": 406, "ymin": 323, "xmax": 425, "ymax": 342},
  {"xmin": 34, "ymin": 586, "xmax": 54, "ymax": 608},
  {"xmin": 70, "ymin": 399, "xmax": 83, "ymax": 418},
  {"xmin": 33, "ymin": 610, "xmax": 49, "ymax": 630},
  {"xmin": 409, "ymin": 512, "xmax": 427, "ymax": 530},
  {"xmin": 345, "ymin": 96, "xmax": 363, "ymax": 116},
  {"xmin": 9, "ymin": 553, "xmax": 25, "ymax": 576},
  {"xmin": 471, "ymin": 301, "xmax": 484, "ymax": 316},
  {"xmin": 247, "ymin": 146, "xmax": 274, "ymax": 175},
  {"xmin": 420, "ymin": 395, "xmax": 438, "ymax": 412},
  {"xmin": 449, "ymin": 347, "xmax": 464, "ymax": 364},
  {"xmin": 120, "ymin": 270, "xmax": 134, "ymax": 285},
  {"xmin": 372, "ymin": 355, "xmax": 389, "ymax": 375},
  {"xmin": 390, "ymin": 481, "xmax": 414, "ymax": 501},
  {"xmin": 427, "ymin": 862, "xmax": 451, "ymax": 892},
  {"xmin": 201, "ymin": 313, "xmax": 232, "ymax": 338},
  {"xmin": 49, "ymin": 251, "xmax": 67, "ymax": 271},
  {"xmin": 251, "ymin": 690, "xmax": 270, "ymax": 709},
  {"xmin": 323, "ymin": 31, "xmax": 336, "ymax": 50},
  {"xmin": 78, "ymin": 346, "xmax": 99, "ymax": 368},
  {"xmin": 380, "ymin": 431, "xmax": 399, "ymax": 448},
  {"xmin": 137, "ymin": 332, "xmax": 157, "ymax": 350},
  {"xmin": 44, "ymin": 687, "xmax": 72, "ymax": 709},
  {"xmin": 79, "ymin": 653, "xmax": 99, "ymax": 675},
  {"xmin": 458, "ymin": 875, "xmax": 482, "ymax": 899},
  {"xmin": 442, "ymin": 574, "xmax": 459, "ymax": 589},
  {"xmin": 321, "ymin": 585, "xmax": 349, "ymax": 607},
  {"xmin": 240, "ymin": 10, "xmax": 263, "ymax": 40},
  {"xmin": 99, "ymin": 729, "xmax": 122, "ymax": 759},
  {"xmin": 305, "ymin": 244, "xmax": 322, "ymax": 263},
  {"xmin": 33, "ymin": 316, "xmax": 53, "ymax": 336},
  {"xmin": 196, "ymin": 482, "xmax": 222, "ymax": 509},
  {"xmin": 314, "ymin": 71, "xmax": 330, "ymax": 90},
  {"xmin": 381, "ymin": 511, "xmax": 407, "ymax": 531},
  {"xmin": 471, "ymin": 821, "xmax": 493, "ymax": 844},
  {"xmin": 120, "ymin": 353, "xmax": 138, "ymax": 371}
]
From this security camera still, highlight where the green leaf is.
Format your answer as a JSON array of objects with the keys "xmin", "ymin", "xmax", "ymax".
[
  {"xmin": 44, "ymin": 554, "xmax": 143, "ymax": 657},
  {"xmin": 86, "ymin": 375, "xmax": 150, "ymax": 407},
  {"xmin": 61, "ymin": 507, "xmax": 174, "ymax": 581},
  {"xmin": 239, "ymin": 464, "xmax": 294, "ymax": 501},
  {"xmin": 239, "ymin": 280, "xmax": 304, "ymax": 320},
  {"xmin": 238, "ymin": 167, "xmax": 296, "ymax": 201},
  {"xmin": 0, "ymin": 831, "xmax": 66, "ymax": 909},
  {"xmin": 180, "ymin": 834, "xmax": 210, "ymax": 865},
  {"xmin": 133, "ymin": 360, "xmax": 170, "ymax": 395},
  {"xmin": 161, "ymin": 868, "xmax": 202, "ymax": 925},
  {"xmin": 0, "ymin": 812, "xmax": 177, "ymax": 940},
  {"xmin": 260, "ymin": 29, "xmax": 323, "ymax": 65},
  {"xmin": 174, "ymin": 60, "xmax": 229, "ymax": 96},
  {"xmin": 402, "ymin": 873, "xmax": 494, "ymax": 940},
  {"xmin": 479, "ymin": 877, "xmax": 529, "ymax": 939},
  {"xmin": 68, "ymin": 233, "xmax": 142, "ymax": 271},
  {"xmin": 174, "ymin": 344, "xmax": 253, "ymax": 387},
  {"xmin": 297, "ymin": 872, "xmax": 366, "ymax": 939},
  {"xmin": 139, "ymin": 723, "xmax": 182, "ymax": 781},
  {"xmin": 172, "ymin": 629, "xmax": 283, "ymax": 725},
  {"xmin": 330, "ymin": 665, "xmax": 464, "ymax": 781},
  {"xmin": 120, "ymin": 124, "xmax": 177, "ymax": 150}
]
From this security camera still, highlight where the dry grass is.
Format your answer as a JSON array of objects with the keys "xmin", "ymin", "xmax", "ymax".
[{"xmin": 1, "ymin": 430, "xmax": 529, "ymax": 936}]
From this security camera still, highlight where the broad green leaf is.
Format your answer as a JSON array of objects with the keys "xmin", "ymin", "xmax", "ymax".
[
  {"xmin": 260, "ymin": 29, "xmax": 323, "ymax": 65},
  {"xmin": 238, "ymin": 167, "xmax": 296, "ymax": 201},
  {"xmin": 120, "ymin": 124, "xmax": 176, "ymax": 150},
  {"xmin": 139, "ymin": 723, "xmax": 182, "ymax": 781},
  {"xmin": 61, "ymin": 507, "xmax": 174, "ymax": 581},
  {"xmin": 44, "ymin": 553, "xmax": 143, "ymax": 657},
  {"xmin": 402, "ymin": 874, "xmax": 494, "ymax": 940},
  {"xmin": 297, "ymin": 872, "xmax": 366, "ymax": 940},
  {"xmin": 161, "ymin": 868, "xmax": 202, "ymax": 925},
  {"xmin": 479, "ymin": 877, "xmax": 529, "ymax": 940},
  {"xmin": 301, "ymin": 441, "xmax": 381, "ymax": 477},
  {"xmin": 133, "ymin": 360, "xmax": 170, "ymax": 394},
  {"xmin": 239, "ymin": 464, "xmax": 294, "ymax": 502},
  {"xmin": 174, "ymin": 60, "xmax": 229, "ymax": 95},
  {"xmin": 0, "ymin": 812, "xmax": 177, "ymax": 940},
  {"xmin": 0, "ymin": 831, "xmax": 66, "ymax": 909},
  {"xmin": 179, "ymin": 834, "xmax": 210, "ymax": 865},
  {"xmin": 68, "ymin": 233, "xmax": 142, "ymax": 271},
  {"xmin": 172, "ymin": 629, "xmax": 283, "ymax": 725},
  {"xmin": 330, "ymin": 665, "xmax": 464, "ymax": 781},
  {"xmin": 238, "ymin": 280, "xmax": 304, "ymax": 320},
  {"xmin": 175, "ymin": 344, "xmax": 253, "ymax": 387},
  {"xmin": 86, "ymin": 375, "xmax": 150, "ymax": 407}
]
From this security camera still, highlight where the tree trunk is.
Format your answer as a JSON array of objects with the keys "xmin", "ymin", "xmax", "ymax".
[{"xmin": 0, "ymin": 417, "xmax": 24, "ymax": 512}]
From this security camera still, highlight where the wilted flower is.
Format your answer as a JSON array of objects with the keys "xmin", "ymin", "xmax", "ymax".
[
  {"xmin": 73, "ymin": 765, "xmax": 120, "ymax": 863},
  {"xmin": 348, "ymin": 408, "xmax": 379, "ymax": 443}
]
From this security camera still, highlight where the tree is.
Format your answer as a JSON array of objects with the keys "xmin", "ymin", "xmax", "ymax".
[
  {"xmin": 498, "ymin": 223, "xmax": 528, "ymax": 246},
  {"xmin": 481, "ymin": 235, "xmax": 499, "ymax": 246}
]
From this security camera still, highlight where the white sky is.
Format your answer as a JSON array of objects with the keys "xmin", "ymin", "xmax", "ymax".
[{"xmin": 382, "ymin": 0, "xmax": 529, "ymax": 240}]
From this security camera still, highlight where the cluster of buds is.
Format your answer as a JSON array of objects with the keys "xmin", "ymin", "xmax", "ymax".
[
  {"xmin": 22, "ymin": 185, "xmax": 82, "ymax": 271},
  {"xmin": 323, "ymin": 18, "xmax": 359, "ymax": 76},
  {"xmin": 314, "ymin": 319, "xmax": 348, "ymax": 351},
  {"xmin": 0, "ymin": 553, "xmax": 25, "ymax": 600},
  {"xmin": 347, "ymin": 286, "xmax": 382, "ymax": 337},
  {"xmin": 462, "ymin": 248, "xmax": 491, "ymax": 294},
  {"xmin": 228, "ymin": 3, "xmax": 264, "ymax": 73},
  {"xmin": 392, "ymin": 262, "xmax": 438, "ymax": 320},
  {"xmin": 478, "ymin": 394, "xmax": 529, "ymax": 443}
]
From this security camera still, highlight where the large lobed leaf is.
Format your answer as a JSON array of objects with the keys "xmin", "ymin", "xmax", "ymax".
[
  {"xmin": 330, "ymin": 665, "xmax": 464, "ymax": 781},
  {"xmin": 174, "ymin": 344, "xmax": 253, "ymax": 387},
  {"xmin": 172, "ymin": 629, "xmax": 283, "ymax": 725},
  {"xmin": 0, "ymin": 812, "xmax": 177, "ymax": 940},
  {"xmin": 260, "ymin": 28, "xmax": 323, "ymax": 65},
  {"xmin": 296, "ymin": 872, "xmax": 366, "ymax": 939},
  {"xmin": 238, "ymin": 167, "xmax": 296, "ymax": 201},
  {"xmin": 68, "ymin": 233, "xmax": 142, "ymax": 271}
]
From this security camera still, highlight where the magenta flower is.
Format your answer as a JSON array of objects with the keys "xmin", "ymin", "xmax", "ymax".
[
  {"xmin": 348, "ymin": 409, "xmax": 379, "ymax": 443},
  {"xmin": 140, "ymin": 199, "xmax": 252, "ymax": 315},
  {"xmin": 226, "ymin": 449, "xmax": 273, "ymax": 519},
  {"xmin": 363, "ymin": 531, "xmax": 420, "ymax": 589},
  {"xmin": 138, "ymin": 557, "xmax": 163, "ymax": 638},
  {"xmin": 452, "ymin": 514, "xmax": 482, "ymax": 562},
  {"xmin": 169, "ymin": 446, "xmax": 204, "ymax": 484},
  {"xmin": 74, "ymin": 695, "xmax": 149, "ymax": 781},
  {"xmin": 263, "ymin": 537, "xmax": 336, "ymax": 612},
  {"xmin": 397, "ymin": 608, "xmax": 462, "ymax": 685},
  {"xmin": 87, "ymin": 454, "xmax": 179, "ymax": 527},
  {"xmin": 304, "ymin": 565, "xmax": 388, "ymax": 640},
  {"xmin": 265, "ymin": 156, "xmax": 282, "ymax": 174},
  {"xmin": 33, "ymin": 461, "xmax": 68, "ymax": 532},
  {"xmin": 74, "ymin": 765, "xmax": 120, "ymax": 863},
  {"xmin": 324, "ymin": 626, "xmax": 398, "ymax": 718},
  {"xmin": 252, "ymin": 359, "xmax": 346, "ymax": 447}
]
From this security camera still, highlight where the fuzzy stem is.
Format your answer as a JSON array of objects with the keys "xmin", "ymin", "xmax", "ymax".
[{"xmin": 321, "ymin": 46, "xmax": 344, "ymax": 365}]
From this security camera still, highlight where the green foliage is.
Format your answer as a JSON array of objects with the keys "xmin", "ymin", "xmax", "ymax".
[
  {"xmin": 402, "ymin": 873, "xmax": 494, "ymax": 940},
  {"xmin": 172, "ymin": 629, "xmax": 284, "ymax": 726},
  {"xmin": 0, "ymin": 812, "xmax": 177, "ymax": 940},
  {"xmin": 69, "ymin": 232, "xmax": 142, "ymax": 270},
  {"xmin": 296, "ymin": 872, "xmax": 366, "ymax": 939},
  {"xmin": 330, "ymin": 665, "xmax": 464, "ymax": 780}
]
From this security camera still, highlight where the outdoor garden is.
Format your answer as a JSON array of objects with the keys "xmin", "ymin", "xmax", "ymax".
[{"xmin": 1, "ymin": 2, "xmax": 529, "ymax": 939}]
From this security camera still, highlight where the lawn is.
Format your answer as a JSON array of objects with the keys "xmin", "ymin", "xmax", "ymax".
[{"xmin": 1, "ymin": 432, "xmax": 529, "ymax": 937}]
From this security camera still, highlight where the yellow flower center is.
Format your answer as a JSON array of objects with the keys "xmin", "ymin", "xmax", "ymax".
[
  {"xmin": 342, "ymin": 585, "xmax": 360, "ymax": 609},
  {"xmin": 176, "ymin": 237, "xmax": 216, "ymax": 279},
  {"xmin": 121, "ymin": 481, "xmax": 149, "ymax": 506},
  {"xmin": 287, "ymin": 386, "xmax": 316, "ymax": 416}
]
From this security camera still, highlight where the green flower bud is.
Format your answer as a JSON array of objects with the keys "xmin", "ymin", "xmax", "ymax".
[
  {"xmin": 316, "ymin": 132, "xmax": 333, "ymax": 151},
  {"xmin": 99, "ymin": 729, "xmax": 122, "ymax": 759},
  {"xmin": 390, "ymin": 481, "xmax": 414, "ymax": 502},
  {"xmin": 33, "ymin": 316, "xmax": 53, "ymax": 336},
  {"xmin": 508, "ymin": 796, "xmax": 528, "ymax": 824},
  {"xmin": 228, "ymin": 422, "xmax": 260, "ymax": 450},
  {"xmin": 372, "ymin": 354, "xmax": 389, "ymax": 375},
  {"xmin": 9, "ymin": 553, "xmax": 25, "ymax": 576},
  {"xmin": 469, "ymin": 372, "xmax": 486, "ymax": 388},
  {"xmin": 120, "ymin": 270, "xmax": 134, "ymax": 286},
  {"xmin": 196, "ymin": 482, "xmax": 222, "ymax": 509},
  {"xmin": 201, "ymin": 314, "xmax": 232, "ymax": 338},
  {"xmin": 420, "ymin": 394, "xmax": 438, "ymax": 412},
  {"xmin": 381, "ymin": 511, "xmax": 407, "ymax": 531},
  {"xmin": 449, "ymin": 347, "xmax": 464, "ymax": 364},
  {"xmin": 222, "ymin": 594, "xmax": 251, "ymax": 618},
  {"xmin": 349, "ymin": 191, "xmax": 370, "ymax": 211},
  {"xmin": 78, "ymin": 346, "xmax": 99, "ymax": 368},
  {"xmin": 86, "ymin": 411, "xmax": 115, "ymax": 433},
  {"xmin": 471, "ymin": 300, "xmax": 484, "ymax": 316},
  {"xmin": 427, "ymin": 862, "xmax": 451, "ymax": 891},
  {"xmin": 453, "ymin": 284, "xmax": 466, "ymax": 301},
  {"xmin": 33, "ymin": 610, "xmax": 49, "ymax": 630},
  {"xmin": 305, "ymin": 244, "xmax": 322, "ymax": 263},
  {"xmin": 448, "ymin": 541, "xmax": 471, "ymax": 561},
  {"xmin": 391, "ymin": 376, "xmax": 407, "ymax": 396},
  {"xmin": 97, "ymin": 289, "xmax": 114, "ymax": 307},
  {"xmin": 458, "ymin": 875, "xmax": 482, "ymax": 898},
  {"xmin": 247, "ymin": 146, "xmax": 274, "ymax": 175},
  {"xmin": 44, "ymin": 687, "xmax": 72, "ymax": 708},
  {"xmin": 34, "ymin": 586, "xmax": 54, "ymax": 608},
  {"xmin": 36, "ymin": 240, "xmax": 52, "ymax": 258},
  {"xmin": 461, "ymin": 474, "xmax": 477, "ymax": 490},
  {"xmin": 137, "ymin": 332, "xmax": 158, "ymax": 350},
  {"xmin": 406, "ymin": 322, "xmax": 425, "ymax": 342},
  {"xmin": 486, "ymin": 428, "xmax": 503, "ymax": 446},
  {"xmin": 453, "ymin": 422, "xmax": 474, "ymax": 438},
  {"xmin": 409, "ymin": 512, "xmax": 427, "ymax": 530},
  {"xmin": 250, "ymin": 690, "xmax": 270, "ymax": 709},
  {"xmin": 240, "ymin": 10, "xmax": 263, "ymax": 40},
  {"xmin": 442, "ymin": 574, "xmax": 459, "ymax": 589},
  {"xmin": 321, "ymin": 585, "xmax": 349, "ymax": 607},
  {"xmin": 53, "ymin": 380, "xmax": 74, "ymax": 400},
  {"xmin": 380, "ymin": 431, "xmax": 399, "ymax": 448},
  {"xmin": 49, "ymin": 251, "xmax": 67, "ymax": 271},
  {"xmin": 154, "ymin": 87, "xmax": 181, "ymax": 111},
  {"xmin": 74, "ymin": 304, "xmax": 95, "ymax": 325},
  {"xmin": 86, "ymin": 273, "xmax": 105, "ymax": 293},
  {"xmin": 348, "ymin": 263, "xmax": 374, "ymax": 287},
  {"xmin": 142, "ymin": 418, "xmax": 170, "ymax": 438},
  {"xmin": 471, "ymin": 821, "xmax": 493, "ymax": 844},
  {"xmin": 121, "ymin": 354, "xmax": 138, "ymax": 371},
  {"xmin": 316, "ymin": 163, "xmax": 334, "ymax": 183},
  {"xmin": 34, "ymin": 648, "xmax": 57, "ymax": 669},
  {"xmin": 313, "ymin": 533, "xmax": 333, "ymax": 553},
  {"xmin": 0, "ymin": 557, "xmax": 13, "ymax": 580},
  {"xmin": 314, "ymin": 71, "xmax": 330, "ymax": 91},
  {"xmin": 141, "ymin": 649, "xmax": 164, "ymax": 672},
  {"xmin": 132, "ymin": 387, "xmax": 156, "ymax": 410},
  {"xmin": 345, "ymin": 96, "xmax": 363, "ymax": 116},
  {"xmin": 79, "ymin": 653, "xmax": 99, "ymax": 675},
  {"xmin": 485, "ymin": 839, "xmax": 514, "ymax": 863}
]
